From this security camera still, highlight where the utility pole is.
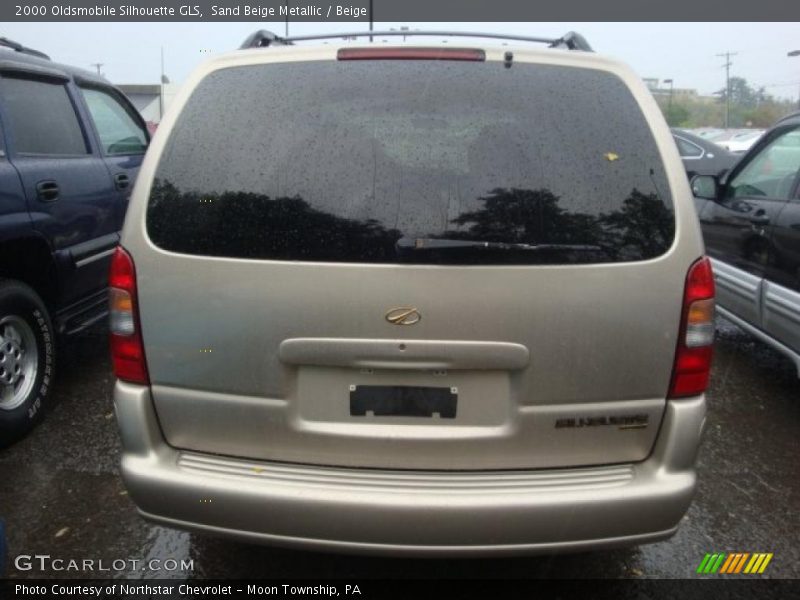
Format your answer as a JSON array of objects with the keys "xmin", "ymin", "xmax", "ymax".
[
  {"xmin": 284, "ymin": 2, "xmax": 289, "ymax": 37},
  {"xmin": 663, "ymin": 78, "xmax": 674, "ymax": 115},
  {"xmin": 369, "ymin": 0, "xmax": 373, "ymax": 42},
  {"xmin": 716, "ymin": 51, "xmax": 737, "ymax": 129},
  {"xmin": 90, "ymin": 62, "xmax": 103, "ymax": 76}
]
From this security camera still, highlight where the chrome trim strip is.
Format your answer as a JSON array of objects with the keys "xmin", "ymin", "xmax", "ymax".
[
  {"xmin": 74, "ymin": 247, "xmax": 115, "ymax": 268},
  {"xmin": 763, "ymin": 282, "xmax": 800, "ymax": 327},
  {"xmin": 717, "ymin": 306, "xmax": 800, "ymax": 376}
]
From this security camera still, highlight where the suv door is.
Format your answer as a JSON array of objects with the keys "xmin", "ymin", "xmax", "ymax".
[
  {"xmin": 0, "ymin": 70, "xmax": 119, "ymax": 306},
  {"xmin": 700, "ymin": 127, "xmax": 795, "ymax": 326},
  {"xmin": 0, "ymin": 119, "xmax": 29, "ymax": 244},
  {"xmin": 761, "ymin": 126, "xmax": 800, "ymax": 354},
  {"xmin": 78, "ymin": 84, "xmax": 149, "ymax": 229}
]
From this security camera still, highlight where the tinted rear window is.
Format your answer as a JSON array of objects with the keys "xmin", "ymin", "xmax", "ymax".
[
  {"xmin": 0, "ymin": 76, "xmax": 88, "ymax": 155},
  {"xmin": 147, "ymin": 59, "xmax": 674, "ymax": 264}
]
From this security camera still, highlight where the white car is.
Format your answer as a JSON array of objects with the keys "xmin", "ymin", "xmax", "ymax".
[{"xmin": 717, "ymin": 130, "xmax": 764, "ymax": 153}]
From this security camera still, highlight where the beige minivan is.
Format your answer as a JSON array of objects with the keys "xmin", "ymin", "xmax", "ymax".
[{"xmin": 111, "ymin": 30, "xmax": 714, "ymax": 555}]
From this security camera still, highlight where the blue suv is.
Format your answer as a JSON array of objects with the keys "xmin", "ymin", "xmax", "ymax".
[{"xmin": 0, "ymin": 37, "xmax": 149, "ymax": 444}]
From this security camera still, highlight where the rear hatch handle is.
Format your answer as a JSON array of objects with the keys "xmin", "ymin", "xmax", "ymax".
[{"xmin": 279, "ymin": 338, "xmax": 530, "ymax": 371}]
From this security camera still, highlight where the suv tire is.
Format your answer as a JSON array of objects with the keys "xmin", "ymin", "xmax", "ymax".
[{"xmin": 0, "ymin": 280, "xmax": 55, "ymax": 447}]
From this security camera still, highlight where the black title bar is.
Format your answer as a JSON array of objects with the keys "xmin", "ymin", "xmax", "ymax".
[
  {"xmin": 2, "ymin": 0, "xmax": 796, "ymax": 22},
  {"xmin": 3, "ymin": 579, "xmax": 800, "ymax": 600}
]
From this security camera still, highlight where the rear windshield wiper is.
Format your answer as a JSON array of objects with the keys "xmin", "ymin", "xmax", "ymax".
[{"xmin": 396, "ymin": 237, "xmax": 603, "ymax": 252}]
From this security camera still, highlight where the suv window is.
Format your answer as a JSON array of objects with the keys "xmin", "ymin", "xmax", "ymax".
[
  {"xmin": 728, "ymin": 126, "xmax": 800, "ymax": 200},
  {"xmin": 80, "ymin": 87, "xmax": 148, "ymax": 155},
  {"xmin": 148, "ymin": 60, "xmax": 674, "ymax": 265},
  {"xmin": 0, "ymin": 76, "xmax": 87, "ymax": 155}
]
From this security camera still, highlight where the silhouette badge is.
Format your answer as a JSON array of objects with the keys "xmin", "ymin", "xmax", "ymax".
[{"xmin": 385, "ymin": 307, "xmax": 421, "ymax": 325}]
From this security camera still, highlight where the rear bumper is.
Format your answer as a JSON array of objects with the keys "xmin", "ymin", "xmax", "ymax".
[{"xmin": 115, "ymin": 381, "xmax": 706, "ymax": 556}]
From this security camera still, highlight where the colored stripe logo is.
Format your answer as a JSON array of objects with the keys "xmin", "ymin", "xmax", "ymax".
[{"xmin": 696, "ymin": 552, "xmax": 773, "ymax": 574}]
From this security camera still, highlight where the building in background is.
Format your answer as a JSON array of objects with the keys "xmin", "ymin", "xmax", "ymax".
[
  {"xmin": 117, "ymin": 83, "xmax": 179, "ymax": 132},
  {"xmin": 643, "ymin": 77, "xmax": 716, "ymax": 103}
]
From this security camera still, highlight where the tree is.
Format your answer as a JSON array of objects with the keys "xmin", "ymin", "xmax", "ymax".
[
  {"xmin": 741, "ymin": 102, "xmax": 793, "ymax": 128},
  {"xmin": 664, "ymin": 103, "xmax": 690, "ymax": 127},
  {"xmin": 716, "ymin": 76, "xmax": 761, "ymax": 109},
  {"xmin": 653, "ymin": 76, "xmax": 795, "ymax": 128}
]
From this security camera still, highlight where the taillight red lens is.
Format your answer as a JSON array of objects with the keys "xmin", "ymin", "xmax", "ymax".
[
  {"xmin": 685, "ymin": 256, "xmax": 715, "ymax": 301},
  {"xmin": 668, "ymin": 257, "xmax": 715, "ymax": 398},
  {"xmin": 109, "ymin": 247, "xmax": 149, "ymax": 385},
  {"xmin": 337, "ymin": 47, "xmax": 486, "ymax": 61}
]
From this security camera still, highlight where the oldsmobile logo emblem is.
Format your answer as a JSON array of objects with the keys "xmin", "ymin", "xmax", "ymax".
[{"xmin": 385, "ymin": 307, "xmax": 421, "ymax": 326}]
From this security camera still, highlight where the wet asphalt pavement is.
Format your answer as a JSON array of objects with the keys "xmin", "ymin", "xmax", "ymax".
[{"xmin": 1, "ymin": 316, "xmax": 798, "ymax": 581}]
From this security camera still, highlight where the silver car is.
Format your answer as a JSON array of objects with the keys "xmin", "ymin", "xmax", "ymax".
[{"xmin": 111, "ymin": 30, "xmax": 715, "ymax": 555}]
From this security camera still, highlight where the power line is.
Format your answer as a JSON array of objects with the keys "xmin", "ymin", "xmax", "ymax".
[{"xmin": 716, "ymin": 51, "xmax": 738, "ymax": 128}]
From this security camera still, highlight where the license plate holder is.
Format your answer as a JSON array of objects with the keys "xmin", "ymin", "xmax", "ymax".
[{"xmin": 350, "ymin": 385, "xmax": 457, "ymax": 419}]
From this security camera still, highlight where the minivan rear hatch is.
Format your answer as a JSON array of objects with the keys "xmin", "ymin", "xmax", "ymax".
[{"xmin": 135, "ymin": 49, "xmax": 684, "ymax": 470}]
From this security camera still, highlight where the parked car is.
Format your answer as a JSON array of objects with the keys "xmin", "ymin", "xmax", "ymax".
[
  {"xmin": 0, "ymin": 37, "xmax": 149, "ymax": 445},
  {"xmin": 692, "ymin": 127, "xmax": 726, "ymax": 140},
  {"xmin": 703, "ymin": 129, "xmax": 736, "ymax": 143},
  {"xmin": 716, "ymin": 129, "xmax": 765, "ymax": 154},
  {"xmin": 692, "ymin": 112, "xmax": 800, "ymax": 376},
  {"xmin": 719, "ymin": 129, "xmax": 764, "ymax": 154},
  {"xmin": 672, "ymin": 128, "xmax": 738, "ymax": 179},
  {"xmin": 113, "ymin": 30, "xmax": 714, "ymax": 555}
]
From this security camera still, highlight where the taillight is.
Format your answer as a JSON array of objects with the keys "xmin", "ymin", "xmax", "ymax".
[
  {"xmin": 109, "ymin": 247, "xmax": 149, "ymax": 385},
  {"xmin": 337, "ymin": 47, "xmax": 486, "ymax": 61},
  {"xmin": 668, "ymin": 257, "xmax": 715, "ymax": 398}
]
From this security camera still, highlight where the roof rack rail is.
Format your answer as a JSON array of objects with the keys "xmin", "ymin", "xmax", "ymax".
[
  {"xmin": 0, "ymin": 36, "xmax": 50, "ymax": 60},
  {"xmin": 240, "ymin": 30, "xmax": 593, "ymax": 52}
]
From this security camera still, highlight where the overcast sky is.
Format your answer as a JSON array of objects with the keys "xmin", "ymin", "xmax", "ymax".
[{"xmin": 3, "ymin": 22, "xmax": 799, "ymax": 100}]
